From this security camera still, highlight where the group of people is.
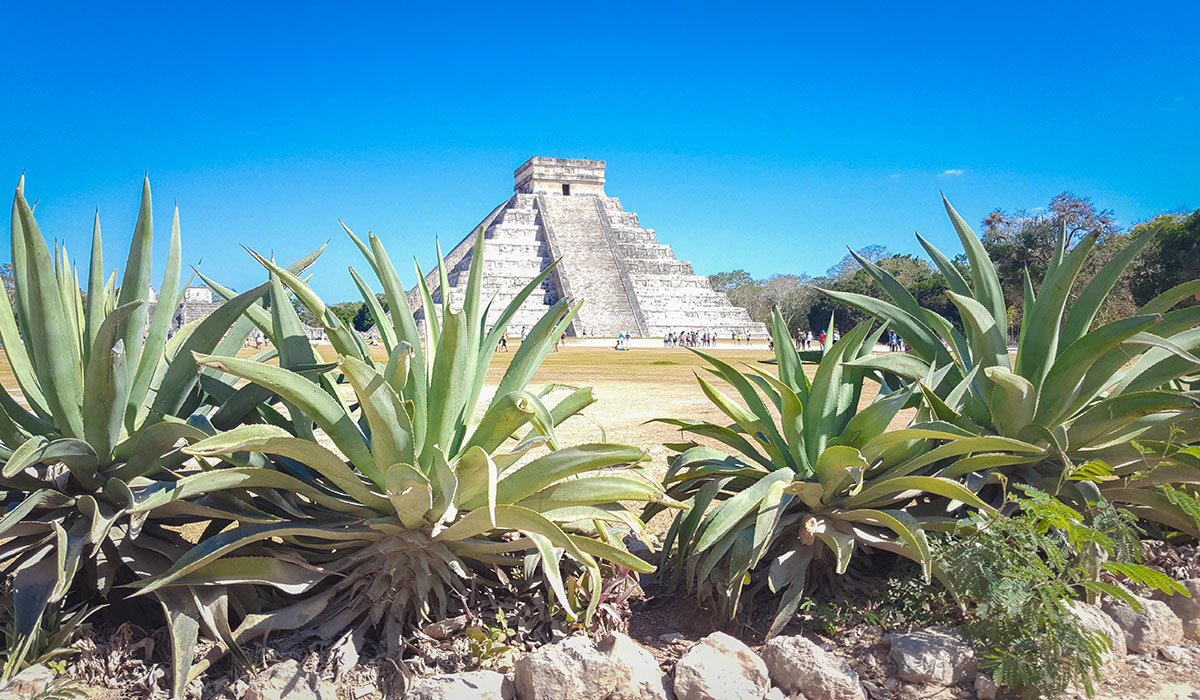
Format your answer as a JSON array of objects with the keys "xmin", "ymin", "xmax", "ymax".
[
  {"xmin": 886, "ymin": 330, "xmax": 905, "ymax": 352},
  {"xmin": 663, "ymin": 331, "xmax": 714, "ymax": 348},
  {"xmin": 792, "ymin": 329, "xmax": 840, "ymax": 349}
]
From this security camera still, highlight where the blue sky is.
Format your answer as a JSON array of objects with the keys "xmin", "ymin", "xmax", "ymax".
[{"xmin": 3, "ymin": 1, "xmax": 1197, "ymax": 301}]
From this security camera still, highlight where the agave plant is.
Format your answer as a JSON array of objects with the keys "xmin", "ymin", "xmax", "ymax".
[
  {"xmin": 0, "ymin": 176, "xmax": 326, "ymax": 681},
  {"xmin": 825, "ymin": 197, "xmax": 1200, "ymax": 534},
  {"xmin": 134, "ymin": 229, "xmax": 678, "ymax": 684},
  {"xmin": 647, "ymin": 310, "xmax": 997, "ymax": 637}
]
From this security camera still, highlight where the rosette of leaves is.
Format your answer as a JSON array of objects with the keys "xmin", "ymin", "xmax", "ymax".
[
  {"xmin": 135, "ymin": 230, "xmax": 678, "ymax": 679},
  {"xmin": 0, "ymin": 177, "xmax": 324, "ymax": 680},
  {"xmin": 647, "ymin": 310, "xmax": 998, "ymax": 637},
  {"xmin": 824, "ymin": 197, "xmax": 1200, "ymax": 532}
]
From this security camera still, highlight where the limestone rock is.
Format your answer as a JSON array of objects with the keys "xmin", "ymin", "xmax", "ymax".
[
  {"xmin": 763, "ymin": 689, "xmax": 788, "ymax": 700},
  {"xmin": 1066, "ymin": 601, "xmax": 1126, "ymax": 663},
  {"xmin": 600, "ymin": 632, "xmax": 674, "ymax": 700},
  {"xmin": 1102, "ymin": 594, "xmax": 1184, "ymax": 653},
  {"xmin": 1, "ymin": 665, "xmax": 53, "ymax": 696},
  {"xmin": 422, "ymin": 615, "xmax": 468, "ymax": 640},
  {"xmin": 673, "ymin": 631, "xmax": 769, "ymax": 700},
  {"xmin": 1184, "ymin": 618, "xmax": 1200, "ymax": 641},
  {"xmin": 760, "ymin": 634, "xmax": 865, "ymax": 700},
  {"xmin": 974, "ymin": 674, "xmax": 998, "ymax": 700},
  {"xmin": 885, "ymin": 627, "xmax": 978, "ymax": 686},
  {"xmin": 242, "ymin": 659, "xmax": 337, "ymax": 700},
  {"xmin": 403, "ymin": 670, "xmax": 514, "ymax": 700},
  {"xmin": 513, "ymin": 635, "xmax": 618, "ymax": 700},
  {"xmin": 1160, "ymin": 645, "xmax": 1190, "ymax": 664},
  {"xmin": 1153, "ymin": 578, "xmax": 1200, "ymax": 641}
]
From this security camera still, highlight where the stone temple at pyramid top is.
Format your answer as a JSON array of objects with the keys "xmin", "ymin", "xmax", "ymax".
[
  {"xmin": 409, "ymin": 157, "xmax": 765, "ymax": 339},
  {"xmin": 514, "ymin": 157, "xmax": 607, "ymax": 197}
]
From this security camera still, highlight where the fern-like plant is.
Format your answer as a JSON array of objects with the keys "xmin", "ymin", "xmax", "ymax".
[{"xmin": 939, "ymin": 486, "xmax": 1187, "ymax": 699}]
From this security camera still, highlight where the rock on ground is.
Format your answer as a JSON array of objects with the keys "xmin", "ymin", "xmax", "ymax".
[
  {"xmin": 1103, "ymin": 594, "xmax": 1184, "ymax": 654},
  {"xmin": 974, "ymin": 674, "xmax": 998, "ymax": 700},
  {"xmin": 0, "ymin": 665, "xmax": 54, "ymax": 699},
  {"xmin": 242, "ymin": 659, "xmax": 338, "ymax": 700},
  {"xmin": 600, "ymin": 632, "xmax": 674, "ymax": 700},
  {"xmin": 1154, "ymin": 579, "xmax": 1200, "ymax": 641},
  {"xmin": 403, "ymin": 670, "xmax": 514, "ymax": 700},
  {"xmin": 513, "ymin": 635, "xmax": 618, "ymax": 700},
  {"xmin": 673, "ymin": 631, "xmax": 769, "ymax": 700},
  {"xmin": 885, "ymin": 627, "xmax": 978, "ymax": 686},
  {"xmin": 1068, "ymin": 601, "xmax": 1127, "ymax": 664},
  {"xmin": 760, "ymin": 634, "xmax": 865, "ymax": 700}
]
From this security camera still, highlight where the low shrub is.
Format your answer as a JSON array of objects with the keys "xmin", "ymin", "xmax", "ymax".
[{"xmin": 938, "ymin": 485, "xmax": 1186, "ymax": 699}]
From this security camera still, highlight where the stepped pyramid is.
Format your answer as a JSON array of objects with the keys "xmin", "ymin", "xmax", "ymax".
[{"xmin": 413, "ymin": 157, "xmax": 764, "ymax": 338}]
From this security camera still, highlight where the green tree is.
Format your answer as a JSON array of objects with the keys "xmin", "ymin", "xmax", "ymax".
[
  {"xmin": 1128, "ymin": 210, "xmax": 1200, "ymax": 309},
  {"xmin": 981, "ymin": 192, "xmax": 1120, "ymax": 311}
]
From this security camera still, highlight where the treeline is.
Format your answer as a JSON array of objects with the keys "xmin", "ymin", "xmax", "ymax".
[{"xmin": 711, "ymin": 193, "xmax": 1199, "ymax": 338}]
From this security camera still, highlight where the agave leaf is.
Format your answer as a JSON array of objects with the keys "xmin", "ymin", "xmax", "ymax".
[
  {"xmin": 831, "ymin": 384, "xmax": 916, "ymax": 449},
  {"xmin": 137, "ymin": 523, "xmax": 374, "ymax": 596},
  {"xmin": 694, "ymin": 372, "xmax": 791, "ymax": 469},
  {"xmin": 183, "ymin": 425, "xmax": 390, "ymax": 511},
  {"xmin": 947, "ymin": 291, "xmax": 1010, "ymax": 374},
  {"xmin": 827, "ymin": 508, "xmax": 931, "ymax": 579},
  {"xmin": 916, "ymin": 231, "xmax": 972, "ymax": 299},
  {"xmin": 422, "ymin": 305, "xmax": 473, "ymax": 465},
  {"xmin": 483, "ymin": 444, "xmax": 648, "ymax": 508},
  {"xmin": 982, "ymin": 367, "xmax": 1036, "ymax": 436},
  {"xmin": 453, "ymin": 445, "xmax": 498, "ymax": 525},
  {"xmin": 1062, "ymin": 225, "xmax": 1159, "ymax": 345},
  {"xmin": 1139, "ymin": 279, "xmax": 1200, "ymax": 316},
  {"xmin": 693, "ymin": 468, "xmax": 793, "ymax": 554},
  {"xmin": 365, "ymin": 234, "xmax": 429, "ymax": 447},
  {"xmin": 342, "ymin": 356, "xmax": 416, "ymax": 471},
  {"xmin": 113, "ymin": 177, "xmax": 154, "ymax": 397},
  {"xmin": 109, "ymin": 421, "xmax": 209, "ymax": 482},
  {"xmin": 819, "ymin": 289, "xmax": 951, "ymax": 367},
  {"xmin": 740, "ymin": 365, "xmax": 807, "ymax": 470},
  {"xmin": 13, "ymin": 189, "xmax": 84, "ymax": 438},
  {"xmin": 942, "ymin": 195, "xmax": 1006, "ymax": 331},
  {"xmin": 128, "ymin": 466, "xmax": 374, "ymax": 517},
  {"xmin": 1014, "ymin": 231, "xmax": 1098, "ymax": 388},
  {"xmin": 83, "ymin": 302, "xmax": 141, "ymax": 462},
  {"xmin": 517, "ymin": 475, "xmax": 673, "ymax": 510},
  {"xmin": 383, "ymin": 463, "xmax": 434, "ymax": 528},
  {"xmin": 7, "ymin": 549, "xmax": 58, "ymax": 679},
  {"xmin": 149, "ymin": 283, "xmax": 272, "ymax": 420},
  {"xmin": 488, "ymin": 298, "xmax": 582, "ymax": 412},
  {"xmin": 766, "ymin": 547, "xmax": 814, "ymax": 638},
  {"xmin": 803, "ymin": 323, "xmax": 873, "ymax": 463},
  {"xmin": 843, "ymin": 353, "xmax": 931, "ymax": 381},
  {"xmin": 464, "ymin": 391, "xmax": 540, "ymax": 454},
  {"xmin": 566, "ymin": 533, "xmax": 654, "ymax": 573},
  {"xmin": 84, "ymin": 212, "xmax": 106, "ymax": 352},
  {"xmin": 1111, "ymin": 327, "xmax": 1200, "ymax": 395},
  {"xmin": 413, "ymin": 258, "xmax": 442, "ymax": 356},
  {"xmin": 192, "ymin": 352, "xmax": 379, "ymax": 485},
  {"xmin": 1034, "ymin": 314, "xmax": 1163, "ymax": 426},
  {"xmin": 127, "ymin": 206, "xmax": 183, "ymax": 427},
  {"xmin": 350, "ymin": 266, "xmax": 397, "ymax": 351},
  {"xmin": 1066, "ymin": 391, "xmax": 1200, "ymax": 449},
  {"xmin": 837, "ymin": 475, "xmax": 996, "ymax": 512}
]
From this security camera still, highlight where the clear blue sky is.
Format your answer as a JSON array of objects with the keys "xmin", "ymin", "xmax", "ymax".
[{"xmin": 3, "ymin": 1, "xmax": 1197, "ymax": 301}]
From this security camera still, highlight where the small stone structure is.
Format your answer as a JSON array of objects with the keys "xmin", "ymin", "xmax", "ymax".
[
  {"xmin": 406, "ymin": 157, "xmax": 765, "ymax": 338},
  {"xmin": 147, "ymin": 285, "xmax": 223, "ymax": 333}
]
